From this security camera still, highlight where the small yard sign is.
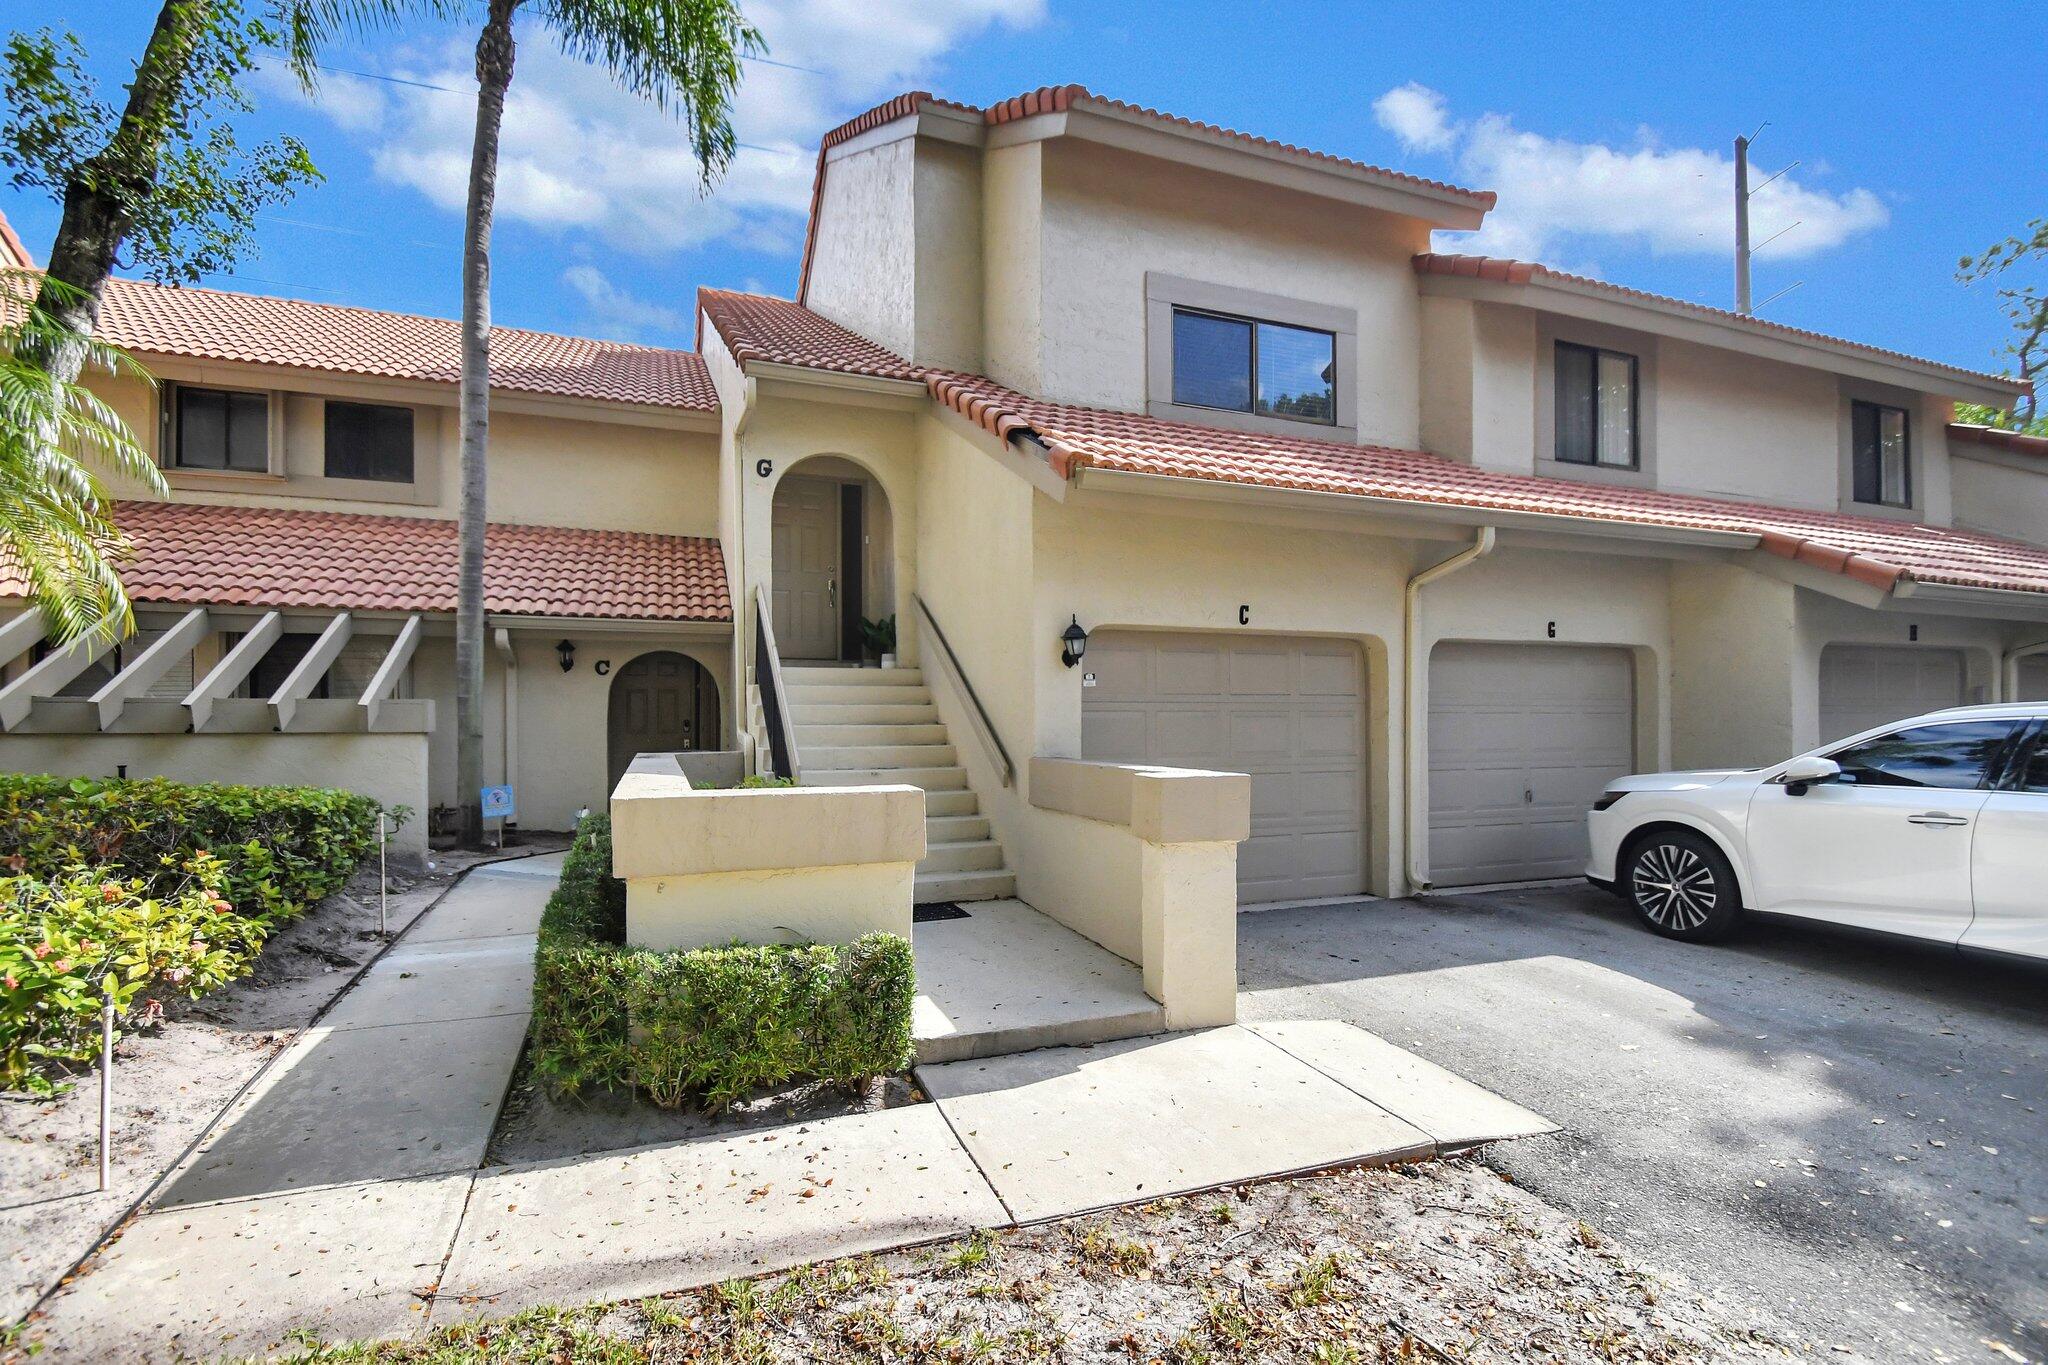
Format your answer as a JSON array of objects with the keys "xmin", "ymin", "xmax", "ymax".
[{"xmin": 481, "ymin": 785, "xmax": 516, "ymax": 820}]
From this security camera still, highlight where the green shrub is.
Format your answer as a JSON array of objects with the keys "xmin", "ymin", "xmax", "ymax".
[
  {"xmin": 529, "ymin": 814, "xmax": 916, "ymax": 1110},
  {"xmin": 0, "ymin": 772, "xmax": 384, "ymax": 925},
  {"xmin": 0, "ymin": 855, "xmax": 264, "ymax": 1093},
  {"xmin": 737, "ymin": 774, "xmax": 796, "ymax": 789}
]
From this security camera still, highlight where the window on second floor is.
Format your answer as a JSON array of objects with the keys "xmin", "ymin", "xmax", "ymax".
[
  {"xmin": 173, "ymin": 386, "xmax": 270, "ymax": 473},
  {"xmin": 1851, "ymin": 400, "xmax": 1912, "ymax": 508},
  {"xmin": 1170, "ymin": 308, "xmax": 1336, "ymax": 426},
  {"xmin": 324, "ymin": 401, "xmax": 416, "ymax": 483},
  {"xmin": 1554, "ymin": 341, "xmax": 1638, "ymax": 469}
]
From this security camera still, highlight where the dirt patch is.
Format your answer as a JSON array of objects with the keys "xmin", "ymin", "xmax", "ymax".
[
  {"xmin": 0, "ymin": 838, "xmax": 566, "ymax": 1331},
  {"xmin": 284, "ymin": 1156, "xmax": 1796, "ymax": 1362},
  {"xmin": 487, "ymin": 1051, "xmax": 922, "ymax": 1165}
]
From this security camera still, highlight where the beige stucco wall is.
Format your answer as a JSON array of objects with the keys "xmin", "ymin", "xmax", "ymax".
[
  {"xmin": 84, "ymin": 368, "xmax": 721, "ymax": 536},
  {"xmin": 981, "ymin": 140, "xmax": 1045, "ymax": 397},
  {"xmin": 1951, "ymin": 447, "xmax": 2048, "ymax": 546},
  {"xmin": 1668, "ymin": 561, "xmax": 1801, "ymax": 769},
  {"xmin": 1033, "ymin": 141, "xmax": 1432, "ymax": 447},
  {"xmin": 0, "ymin": 731, "xmax": 431, "ymax": 853},
  {"xmin": 805, "ymin": 137, "xmax": 919, "ymax": 362}
]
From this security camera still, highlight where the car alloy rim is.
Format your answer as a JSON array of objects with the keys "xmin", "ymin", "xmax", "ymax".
[{"xmin": 1631, "ymin": 843, "xmax": 1717, "ymax": 930}]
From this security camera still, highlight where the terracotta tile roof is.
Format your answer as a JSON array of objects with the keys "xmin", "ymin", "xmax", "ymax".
[
  {"xmin": 1948, "ymin": 422, "xmax": 2048, "ymax": 460},
  {"xmin": 0, "ymin": 209, "xmax": 32, "ymax": 271},
  {"xmin": 701, "ymin": 288, "xmax": 2048, "ymax": 597},
  {"xmin": 0, "ymin": 502, "xmax": 731, "ymax": 621},
  {"xmin": 1414, "ymin": 253, "xmax": 2024, "ymax": 394},
  {"xmin": 795, "ymin": 86, "xmax": 1490, "ymax": 304},
  {"xmin": 91, "ymin": 277, "xmax": 718, "ymax": 411}
]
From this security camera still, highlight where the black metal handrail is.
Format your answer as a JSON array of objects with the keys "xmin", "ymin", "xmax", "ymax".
[
  {"xmin": 912, "ymin": 593, "xmax": 1014, "ymax": 788},
  {"xmin": 753, "ymin": 586, "xmax": 800, "ymax": 781}
]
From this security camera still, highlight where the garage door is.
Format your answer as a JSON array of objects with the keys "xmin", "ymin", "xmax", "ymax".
[
  {"xmin": 1428, "ymin": 642, "xmax": 1634, "ymax": 888},
  {"xmin": 1081, "ymin": 632, "xmax": 1365, "ymax": 904},
  {"xmin": 1818, "ymin": 645, "xmax": 1964, "ymax": 744},
  {"xmin": 2016, "ymin": 654, "xmax": 2048, "ymax": 702}
]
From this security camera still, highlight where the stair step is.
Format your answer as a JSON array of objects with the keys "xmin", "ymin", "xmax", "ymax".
[
  {"xmin": 789, "ymin": 702, "xmax": 939, "ymax": 726},
  {"xmin": 806, "ymin": 766, "xmax": 968, "ymax": 792},
  {"xmin": 786, "ymin": 682, "xmax": 935, "ymax": 705},
  {"xmin": 918, "ymin": 840, "xmax": 1006, "ymax": 874},
  {"xmin": 924, "ymin": 790, "xmax": 981, "ymax": 818},
  {"xmin": 795, "ymin": 722, "xmax": 947, "ymax": 746},
  {"xmin": 926, "ymin": 814, "xmax": 990, "ymax": 843},
  {"xmin": 804, "ymin": 743, "xmax": 957, "ymax": 771},
  {"xmin": 915, "ymin": 868, "xmax": 1016, "ymax": 904},
  {"xmin": 781, "ymin": 666, "xmax": 924, "ymax": 687}
]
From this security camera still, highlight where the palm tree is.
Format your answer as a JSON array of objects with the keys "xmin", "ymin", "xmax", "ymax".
[
  {"xmin": 453, "ymin": 0, "xmax": 758, "ymax": 845},
  {"xmin": 0, "ymin": 270, "xmax": 166, "ymax": 644}
]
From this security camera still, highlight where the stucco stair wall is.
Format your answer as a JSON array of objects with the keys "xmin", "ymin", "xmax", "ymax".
[{"xmin": 784, "ymin": 666, "xmax": 1017, "ymax": 903}]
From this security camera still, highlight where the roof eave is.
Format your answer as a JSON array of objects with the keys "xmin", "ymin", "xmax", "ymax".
[{"xmin": 1418, "ymin": 268, "xmax": 2022, "ymax": 405}]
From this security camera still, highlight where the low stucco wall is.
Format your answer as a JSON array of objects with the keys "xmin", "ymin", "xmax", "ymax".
[
  {"xmin": 0, "ymin": 732, "xmax": 431, "ymax": 854},
  {"xmin": 611, "ymin": 752, "xmax": 923, "ymax": 952},
  {"xmin": 1027, "ymin": 757, "xmax": 1248, "ymax": 1029}
]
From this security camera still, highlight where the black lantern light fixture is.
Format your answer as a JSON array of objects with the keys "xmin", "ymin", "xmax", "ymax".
[
  {"xmin": 1059, "ymin": 615, "xmax": 1090, "ymax": 668},
  {"xmin": 555, "ymin": 639, "xmax": 576, "ymax": 673}
]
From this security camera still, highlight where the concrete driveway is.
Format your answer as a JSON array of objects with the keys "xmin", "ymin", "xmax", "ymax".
[{"xmin": 1240, "ymin": 883, "xmax": 2047, "ymax": 1363}]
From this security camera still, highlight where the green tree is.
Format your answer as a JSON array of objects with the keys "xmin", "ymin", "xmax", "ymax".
[
  {"xmin": 0, "ymin": 2, "xmax": 422, "ymax": 640},
  {"xmin": 1958, "ymin": 218, "xmax": 2047, "ymax": 434},
  {"xmin": 450, "ymin": 0, "xmax": 758, "ymax": 844}
]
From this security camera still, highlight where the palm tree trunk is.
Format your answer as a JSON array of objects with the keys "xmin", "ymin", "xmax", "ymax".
[{"xmin": 456, "ymin": 0, "xmax": 519, "ymax": 848}]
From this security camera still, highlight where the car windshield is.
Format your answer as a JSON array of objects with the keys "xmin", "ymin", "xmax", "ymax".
[{"xmin": 1827, "ymin": 720, "xmax": 2022, "ymax": 790}]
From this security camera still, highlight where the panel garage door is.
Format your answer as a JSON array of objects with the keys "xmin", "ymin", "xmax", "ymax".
[
  {"xmin": 1428, "ymin": 642, "xmax": 1634, "ymax": 888},
  {"xmin": 2020, "ymin": 655, "xmax": 2048, "ymax": 703},
  {"xmin": 1818, "ymin": 645, "xmax": 1964, "ymax": 744},
  {"xmin": 1082, "ymin": 632, "xmax": 1366, "ymax": 904}
]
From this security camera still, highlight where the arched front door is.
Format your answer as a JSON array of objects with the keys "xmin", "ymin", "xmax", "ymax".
[{"xmin": 607, "ymin": 651, "xmax": 720, "ymax": 794}]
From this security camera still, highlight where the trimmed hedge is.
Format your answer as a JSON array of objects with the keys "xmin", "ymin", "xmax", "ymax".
[
  {"xmin": 0, "ymin": 772, "xmax": 384, "ymax": 924},
  {"xmin": 529, "ymin": 814, "xmax": 916, "ymax": 1111}
]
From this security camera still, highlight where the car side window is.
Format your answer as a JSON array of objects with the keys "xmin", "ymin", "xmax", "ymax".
[
  {"xmin": 2014, "ymin": 729, "xmax": 2048, "ymax": 794},
  {"xmin": 1828, "ymin": 721, "xmax": 2022, "ymax": 790}
]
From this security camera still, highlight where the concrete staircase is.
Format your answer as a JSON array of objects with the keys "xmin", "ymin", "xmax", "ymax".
[{"xmin": 783, "ymin": 665, "xmax": 1017, "ymax": 904}]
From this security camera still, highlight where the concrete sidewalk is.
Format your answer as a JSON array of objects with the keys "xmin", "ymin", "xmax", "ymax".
[{"xmin": 28, "ymin": 863, "xmax": 1556, "ymax": 1360}]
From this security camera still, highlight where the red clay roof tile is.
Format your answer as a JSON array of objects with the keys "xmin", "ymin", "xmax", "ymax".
[
  {"xmin": 700, "ymin": 288, "xmax": 2048, "ymax": 598},
  {"xmin": 1, "ymin": 502, "xmax": 731, "ymax": 621},
  {"xmin": 92, "ymin": 278, "xmax": 718, "ymax": 411}
]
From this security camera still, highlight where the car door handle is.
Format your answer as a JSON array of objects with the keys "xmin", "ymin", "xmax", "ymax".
[{"xmin": 1906, "ymin": 812, "xmax": 1970, "ymax": 827}]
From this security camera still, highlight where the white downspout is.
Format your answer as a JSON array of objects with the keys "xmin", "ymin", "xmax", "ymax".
[
  {"xmin": 1403, "ymin": 526, "xmax": 1497, "ymax": 894},
  {"xmin": 2002, "ymin": 637, "xmax": 2048, "ymax": 700},
  {"xmin": 492, "ymin": 626, "xmax": 517, "ymax": 798}
]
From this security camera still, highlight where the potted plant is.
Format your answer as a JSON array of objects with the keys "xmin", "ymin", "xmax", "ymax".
[{"xmin": 860, "ymin": 613, "xmax": 897, "ymax": 668}]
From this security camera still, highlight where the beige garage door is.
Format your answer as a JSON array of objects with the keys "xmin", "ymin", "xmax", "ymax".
[
  {"xmin": 1082, "ymin": 631, "xmax": 1366, "ymax": 904},
  {"xmin": 1428, "ymin": 642, "xmax": 1635, "ymax": 888},
  {"xmin": 2014, "ymin": 654, "xmax": 2048, "ymax": 703},
  {"xmin": 1818, "ymin": 645, "xmax": 1964, "ymax": 744}
]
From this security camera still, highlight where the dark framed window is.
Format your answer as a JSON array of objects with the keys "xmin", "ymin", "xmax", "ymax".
[
  {"xmin": 324, "ymin": 401, "xmax": 415, "ymax": 483},
  {"xmin": 1826, "ymin": 719, "xmax": 2023, "ymax": 791},
  {"xmin": 2013, "ymin": 726, "xmax": 2048, "ymax": 794},
  {"xmin": 1554, "ymin": 341, "xmax": 1638, "ymax": 468},
  {"xmin": 173, "ymin": 386, "xmax": 270, "ymax": 472},
  {"xmin": 1170, "ymin": 307, "xmax": 1335, "ymax": 425},
  {"xmin": 1851, "ymin": 400, "xmax": 1912, "ymax": 508}
]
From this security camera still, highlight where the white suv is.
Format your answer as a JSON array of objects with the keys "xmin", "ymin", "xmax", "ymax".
[{"xmin": 1587, "ymin": 704, "xmax": 2047, "ymax": 960}]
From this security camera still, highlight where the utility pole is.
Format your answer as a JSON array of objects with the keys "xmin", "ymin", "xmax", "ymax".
[{"xmin": 1734, "ymin": 134, "xmax": 1753, "ymax": 315}]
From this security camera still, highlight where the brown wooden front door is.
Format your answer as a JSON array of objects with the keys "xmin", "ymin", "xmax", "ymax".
[{"xmin": 606, "ymin": 651, "xmax": 720, "ymax": 795}]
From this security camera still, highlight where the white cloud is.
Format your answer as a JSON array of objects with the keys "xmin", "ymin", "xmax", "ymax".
[
  {"xmin": 1376, "ymin": 84, "xmax": 1888, "ymax": 266},
  {"xmin": 281, "ymin": 1, "xmax": 1044, "ymax": 257},
  {"xmin": 1371, "ymin": 82, "xmax": 1453, "ymax": 153},
  {"xmin": 560, "ymin": 264, "xmax": 685, "ymax": 340}
]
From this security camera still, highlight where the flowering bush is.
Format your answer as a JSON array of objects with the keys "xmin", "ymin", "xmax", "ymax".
[{"xmin": 0, "ymin": 855, "xmax": 264, "ymax": 1094}]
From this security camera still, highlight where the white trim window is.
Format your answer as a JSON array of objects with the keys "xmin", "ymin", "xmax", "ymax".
[{"xmin": 1851, "ymin": 399, "xmax": 1912, "ymax": 509}]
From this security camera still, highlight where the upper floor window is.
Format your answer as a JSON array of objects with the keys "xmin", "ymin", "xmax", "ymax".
[
  {"xmin": 1851, "ymin": 400, "xmax": 1911, "ymax": 508},
  {"xmin": 173, "ymin": 386, "xmax": 269, "ymax": 473},
  {"xmin": 1554, "ymin": 341, "xmax": 1637, "ymax": 469},
  {"xmin": 324, "ymin": 401, "xmax": 415, "ymax": 483},
  {"xmin": 1170, "ymin": 308, "xmax": 1336, "ymax": 426}
]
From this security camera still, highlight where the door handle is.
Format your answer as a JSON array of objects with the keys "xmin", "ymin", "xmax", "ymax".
[
  {"xmin": 827, "ymin": 577, "xmax": 836, "ymax": 607},
  {"xmin": 1906, "ymin": 812, "xmax": 1969, "ymax": 827}
]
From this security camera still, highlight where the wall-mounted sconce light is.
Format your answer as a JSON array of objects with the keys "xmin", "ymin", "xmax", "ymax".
[
  {"xmin": 1060, "ymin": 615, "xmax": 1090, "ymax": 669},
  {"xmin": 555, "ymin": 639, "xmax": 576, "ymax": 673}
]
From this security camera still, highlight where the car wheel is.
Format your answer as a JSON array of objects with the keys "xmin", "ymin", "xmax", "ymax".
[{"xmin": 1622, "ymin": 829, "xmax": 1742, "ymax": 942}]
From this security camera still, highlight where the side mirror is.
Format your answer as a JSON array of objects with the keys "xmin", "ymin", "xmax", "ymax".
[{"xmin": 1775, "ymin": 754, "xmax": 1842, "ymax": 796}]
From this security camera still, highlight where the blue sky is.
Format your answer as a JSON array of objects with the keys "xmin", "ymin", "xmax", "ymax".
[{"xmin": 5, "ymin": 1, "xmax": 2042, "ymax": 377}]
